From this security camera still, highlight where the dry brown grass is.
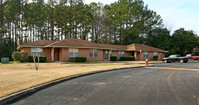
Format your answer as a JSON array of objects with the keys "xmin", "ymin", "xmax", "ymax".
[{"xmin": 0, "ymin": 61, "xmax": 156, "ymax": 98}]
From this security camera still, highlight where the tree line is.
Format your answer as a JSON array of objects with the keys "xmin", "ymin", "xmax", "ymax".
[{"xmin": 0, "ymin": 0, "xmax": 198, "ymax": 60}]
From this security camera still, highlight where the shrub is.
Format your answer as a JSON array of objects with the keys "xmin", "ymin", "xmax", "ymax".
[
  {"xmin": 20, "ymin": 52, "xmax": 28, "ymax": 62},
  {"xmin": 120, "ymin": 56, "xmax": 135, "ymax": 61},
  {"xmin": 12, "ymin": 51, "xmax": 28, "ymax": 62},
  {"xmin": 153, "ymin": 56, "xmax": 158, "ymax": 60},
  {"xmin": 75, "ymin": 57, "xmax": 87, "ymax": 62},
  {"xmin": 12, "ymin": 51, "xmax": 22, "ymax": 61},
  {"xmin": 28, "ymin": 56, "xmax": 33, "ymax": 62},
  {"xmin": 28, "ymin": 56, "xmax": 47, "ymax": 62},
  {"xmin": 69, "ymin": 57, "xmax": 87, "ymax": 62},
  {"xmin": 110, "ymin": 56, "xmax": 117, "ymax": 61},
  {"xmin": 69, "ymin": 57, "xmax": 76, "ymax": 62},
  {"xmin": 40, "ymin": 56, "xmax": 47, "ymax": 62}
]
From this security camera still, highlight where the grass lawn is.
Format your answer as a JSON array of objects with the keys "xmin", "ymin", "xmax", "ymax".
[{"xmin": 0, "ymin": 61, "xmax": 157, "ymax": 98}]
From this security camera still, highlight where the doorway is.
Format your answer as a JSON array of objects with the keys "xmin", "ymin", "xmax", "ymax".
[{"xmin": 54, "ymin": 48, "xmax": 60, "ymax": 61}]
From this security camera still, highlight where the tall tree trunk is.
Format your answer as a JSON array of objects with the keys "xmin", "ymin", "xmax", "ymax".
[
  {"xmin": 50, "ymin": 20, "xmax": 54, "ymax": 40},
  {"xmin": 0, "ymin": 0, "xmax": 4, "ymax": 43},
  {"xmin": 33, "ymin": 25, "xmax": 35, "ymax": 41}
]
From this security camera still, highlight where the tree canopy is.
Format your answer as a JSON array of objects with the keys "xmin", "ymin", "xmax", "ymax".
[{"xmin": 0, "ymin": 0, "xmax": 198, "ymax": 60}]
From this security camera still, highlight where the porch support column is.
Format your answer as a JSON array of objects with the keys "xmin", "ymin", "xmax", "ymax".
[
  {"xmin": 134, "ymin": 51, "xmax": 137, "ymax": 61},
  {"xmin": 51, "ymin": 47, "xmax": 55, "ymax": 62},
  {"xmin": 108, "ymin": 50, "xmax": 110, "ymax": 61}
]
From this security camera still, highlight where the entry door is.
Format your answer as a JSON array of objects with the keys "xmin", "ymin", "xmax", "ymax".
[
  {"xmin": 57, "ymin": 49, "xmax": 59, "ymax": 61},
  {"xmin": 54, "ymin": 48, "xmax": 60, "ymax": 61},
  {"xmin": 103, "ymin": 50, "xmax": 108, "ymax": 61}
]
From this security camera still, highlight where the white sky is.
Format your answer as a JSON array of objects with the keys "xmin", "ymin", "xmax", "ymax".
[
  {"xmin": 84, "ymin": 0, "xmax": 199, "ymax": 35},
  {"xmin": 84, "ymin": 0, "xmax": 115, "ymax": 4}
]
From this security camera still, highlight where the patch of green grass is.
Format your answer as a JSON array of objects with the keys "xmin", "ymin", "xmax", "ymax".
[
  {"xmin": 0, "ymin": 61, "xmax": 53, "ymax": 65},
  {"xmin": 0, "ymin": 61, "xmax": 20, "ymax": 65}
]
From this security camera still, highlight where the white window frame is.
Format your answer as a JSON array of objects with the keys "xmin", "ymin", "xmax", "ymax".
[
  {"xmin": 31, "ymin": 48, "xmax": 43, "ymax": 56},
  {"xmin": 154, "ymin": 52, "xmax": 158, "ymax": 56},
  {"xmin": 144, "ymin": 51, "xmax": 148, "ymax": 58},
  {"xmin": 105, "ymin": 50, "xmax": 108, "ymax": 58},
  {"xmin": 90, "ymin": 49, "xmax": 98, "ymax": 57},
  {"xmin": 119, "ymin": 51, "xmax": 125, "ymax": 57},
  {"xmin": 69, "ymin": 48, "xmax": 79, "ymax": 57}
]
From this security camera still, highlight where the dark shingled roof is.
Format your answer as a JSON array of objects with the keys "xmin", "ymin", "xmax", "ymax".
[
  {"xmin": 21, "ymin": 40, "xmax": 56, "ymax": 46},
  {"xmin": 47, "ymin": 39, "xmax": 128, "ymax": 50},
  {"xmin": 48, "ymin": 39, "xmax": 104, "ymax": 48}
]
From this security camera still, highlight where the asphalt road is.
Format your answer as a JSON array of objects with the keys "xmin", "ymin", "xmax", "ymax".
[{"xmin": 9, "ymin": 62, "xmax": 199, "ymax": 105}]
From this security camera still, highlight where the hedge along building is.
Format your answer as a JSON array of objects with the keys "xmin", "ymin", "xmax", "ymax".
[{"xmin": 17, "ymin": 38, "xmax": 168, "ymax": 62}]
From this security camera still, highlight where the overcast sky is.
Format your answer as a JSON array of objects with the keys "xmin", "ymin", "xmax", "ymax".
[{"xmin": 85, "ymin": 0, "xmax": 199, "ymax": 35}]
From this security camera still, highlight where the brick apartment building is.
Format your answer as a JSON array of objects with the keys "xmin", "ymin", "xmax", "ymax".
[{"xmin": 17, "ymin": 38, "xmax": 167, "ymax": 62}]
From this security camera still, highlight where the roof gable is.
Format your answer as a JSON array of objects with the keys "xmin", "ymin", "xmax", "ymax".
[{"xmin": 127, "ymin": 44, "xmax": 167, "ymax": 52}]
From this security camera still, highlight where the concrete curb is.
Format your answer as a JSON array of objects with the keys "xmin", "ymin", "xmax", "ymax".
[{"xmin": 0, "ymin": 65, "xmax": 153, "ymax": 105}]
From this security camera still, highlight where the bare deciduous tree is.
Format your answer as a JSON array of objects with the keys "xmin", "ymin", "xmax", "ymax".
[{"xmin": 33, "ymin": 56, "xmax": 40, "ymax": 71}]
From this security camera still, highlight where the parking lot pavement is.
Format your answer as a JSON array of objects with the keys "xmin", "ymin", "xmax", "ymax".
[{"xmin": 154, "ymin": 62, "xmax": 199, "ymax": 69}]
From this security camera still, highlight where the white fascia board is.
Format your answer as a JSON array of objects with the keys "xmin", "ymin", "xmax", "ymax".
[
  {"xmin": 20, "ymin": 45, "xmax": 45, "ymax": 48},
  {"xmin": 132, "ymin": 50, "xmax": 167, "ymax": 53}
]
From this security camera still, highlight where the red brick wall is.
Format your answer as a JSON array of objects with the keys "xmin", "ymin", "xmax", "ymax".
[
  {"xmin": 140, "ymin": 51, "xmax": 144, "ymax": 60},
  {"xmin": 112, "ymin": 51, "xmax": 134, "ymax": 60},
  {"xmin": 79, "ymin": 48, "xmax": 103, "ymax": 61},
  {"xmin": 158, "ymin": 52, "xmax": 165, "ymax": 60},
  {"xmin": 43, "ymin": 48, "xmax": 52, "ymax": 62},
  {"xmin": 112, "ymin": 51, "xmax": 118, "ymax": 56},
  {"xmin": 103, "ymin": 50, "xmax": 107, "ymax": 59},
  {"xmin": 125, "ymin": 51, "xmax": 133, "ymax": 56},
  {"xmin": 21, "ymin": 48, "xmax": 31, "ymax": 55},
  {"xmin": 21, "ymin": 47, "xmax": 165, "ymax": 62},
  {"xmin": 112, "ymin": 51, "xmax": 119, "ymax": 60},
  {"xmin": 138, "ymin": 51, "xmax": 153, "ymax": 61},
  {"xmin": 136, "ymin": 52, "xmax": 141, "ymax": 61},
  {"xmin": 149, "ymin": 52, "xmax": 165, "ymax": 61},
  {"xmin": 136, "ymin": 51, "xmax": 165, "ymax": 61},
  {"xmin": 59, "ymin": 48, "xmax": 69, "ymax": 62},
  {"xmin": 148, "ymin": 51, "xmax": 153, "ymax": 60},
  {"xmin": 21, "ymin": 47, "xmax": 52, "ymax": 62}
]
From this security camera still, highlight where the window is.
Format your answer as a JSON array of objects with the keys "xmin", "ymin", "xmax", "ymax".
[
  {"xmin": 69, "ymin": 48, "xmax": 79, "ymax": 57},
  {"xmin": 31, "ymin": 48, "xmax": 43, "ymax": 56},
  {"xmin": 109, "ymin": 50, "xmax": 112, "ymax": 57},
  {"xmin": 154, "ymin": 52, "xmax": 158, "ymax": 56},
  {"xmin": 119, "ymin": 51, "xmax": 125, "ymax": 57},
  {"xmin": 90, "ymin": 49, "xmax": 98, "ymax": 57},
  {"xmin": 105, "ymin": 51, "xmax": 108, "ymax": 58},
  {"xmin": 144, "ymin": 52, "xmax": 148, "ymax": 58}
]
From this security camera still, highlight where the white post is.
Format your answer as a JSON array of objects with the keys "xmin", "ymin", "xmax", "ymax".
[
  {"xmin": 134, "ymin": 51, "xmax": 137, "ymax": 60},
  {"xmin": 51, "ymin": 47, "xmax": 55, "ymax": 62},
  {"xmin": 108, "ymin": 50, "xmax": 112, "ymax": 61}
]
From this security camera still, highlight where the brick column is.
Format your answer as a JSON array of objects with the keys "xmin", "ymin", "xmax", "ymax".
[{"xmin": 134, "ymin": 51, "xmax": 137, "ymax": 60}]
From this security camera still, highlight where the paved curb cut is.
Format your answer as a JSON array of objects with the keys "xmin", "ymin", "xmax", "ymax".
[{"xmin": 0, "ymin": 65, "xmax": 153, "ymax": 105}]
